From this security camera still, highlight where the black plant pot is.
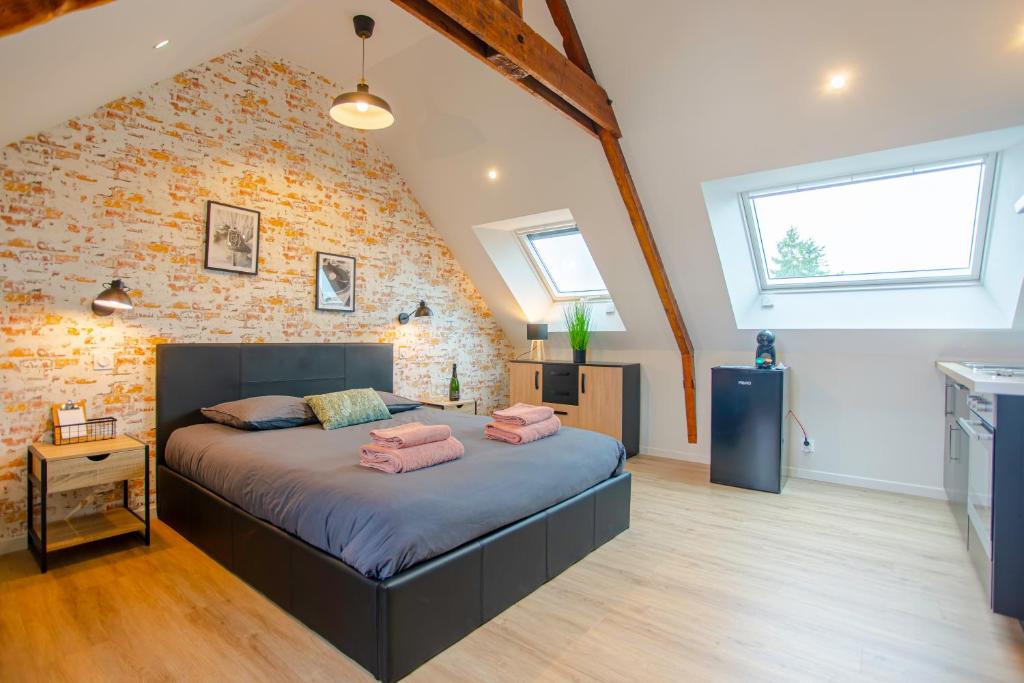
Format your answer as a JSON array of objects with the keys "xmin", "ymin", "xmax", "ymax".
[{"xmin": 572, "ymin": 348, "xmax": 587, "ymax": 364}]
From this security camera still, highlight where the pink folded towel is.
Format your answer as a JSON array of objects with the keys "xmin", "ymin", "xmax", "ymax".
[
  {"xmin": 485, "ymin": 415, "xmax": 561, "ymax": 445},
  {"xmin": 492, "ymin": 403, "xmax": 555, "ymax": 427},
  {"xmin": 360, "ymin": 437, "xmax": 465, "ymax": 473},
  {"xmin": 369, "ymin": 422, "xmax": 451, "ymax": 449}
]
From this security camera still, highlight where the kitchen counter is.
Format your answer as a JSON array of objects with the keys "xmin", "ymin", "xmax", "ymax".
[{"xmin": 937, "ymin": 361, "xmax": 1024, "ymax": 396}]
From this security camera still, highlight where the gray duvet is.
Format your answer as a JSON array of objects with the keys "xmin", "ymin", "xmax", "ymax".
[{"xmin": 165, "ymin": 409, "xmax": 625, "ymax": 579}]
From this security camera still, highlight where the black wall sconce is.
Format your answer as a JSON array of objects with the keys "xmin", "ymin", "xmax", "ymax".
[
  {"xmin": 91, "ymin": 279, "xmax": 133, "ymax": 316},
  {"xmin": 398, "ymin": 300, "xmax": 433, "ymax": 324}
]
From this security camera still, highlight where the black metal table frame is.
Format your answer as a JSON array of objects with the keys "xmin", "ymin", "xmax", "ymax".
[{"xmin": 26, "ymin": 441, "xmax": 151, "ymax": 573}]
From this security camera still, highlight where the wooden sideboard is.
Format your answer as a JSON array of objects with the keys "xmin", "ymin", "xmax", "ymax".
[{"xmin": 510, "ymin": 360, "xmax": 640, "ymax": 456}]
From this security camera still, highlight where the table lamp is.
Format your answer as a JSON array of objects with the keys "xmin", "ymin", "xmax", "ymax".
[{"xmin": 527, "ymin": 323, "xmax": 548, "ymax": 361}]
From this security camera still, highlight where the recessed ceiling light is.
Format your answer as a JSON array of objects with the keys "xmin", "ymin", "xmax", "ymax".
[
  {"xmin": 154, "ymin": 39, "xmax": 170, "ymax": 49},
  {"xmin": 828, "ymin": 73, "xmax": 849, "ymax": 91},
  {"xmin": 1013, "ymin": 23, "xmax": 1024, "ymax": 50},
  {"xmin": 487, "ymin": 168, "xmax": 499, "ymax": 181}
]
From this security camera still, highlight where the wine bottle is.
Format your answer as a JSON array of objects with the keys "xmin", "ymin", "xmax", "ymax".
[{"xmin": 449, "ymin": 363, "xmax": 460, "ymax": 401}]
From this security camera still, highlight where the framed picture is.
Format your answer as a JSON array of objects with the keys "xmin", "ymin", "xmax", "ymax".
[
  {"xmin": 316, "ymin": 251, "xmax": 356, "ymax": 312},
  {"xmin": 205, "ymin": 200, "xmax": 260, "ymax": 274}
]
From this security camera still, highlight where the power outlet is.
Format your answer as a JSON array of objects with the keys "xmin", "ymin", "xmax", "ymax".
[{"xmin": 801, "ymin": 438, "xmax": 815, "ymax": 454}]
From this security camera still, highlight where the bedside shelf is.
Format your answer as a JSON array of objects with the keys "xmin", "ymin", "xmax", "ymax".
[
  {"xmin": 46, "ymin": 508, "xmax": 145, "ymax": 552},
  {"xmin": 419, "ymin": 398, "xmax": 477, "ymax": 415}
]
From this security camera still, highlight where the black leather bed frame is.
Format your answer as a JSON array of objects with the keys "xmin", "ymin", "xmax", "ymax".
[{"xmin": 155, "ymin": 343, "xmax": 631, "ymax": 682}]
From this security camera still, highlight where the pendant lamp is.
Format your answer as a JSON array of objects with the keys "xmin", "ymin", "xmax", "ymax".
[{"xmin": 330, "ymin": 15, "xmax": 395, "ymax": 130}]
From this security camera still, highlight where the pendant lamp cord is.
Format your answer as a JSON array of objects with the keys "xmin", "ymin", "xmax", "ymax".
[{"xmin": 360, "ymin": 36, "xmax": 366, "ymax": 85}]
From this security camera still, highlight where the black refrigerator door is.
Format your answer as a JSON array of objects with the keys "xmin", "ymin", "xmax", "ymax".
[{"xmin": 711, "ymin": 368, "xmax": 784, "ymax": 493}]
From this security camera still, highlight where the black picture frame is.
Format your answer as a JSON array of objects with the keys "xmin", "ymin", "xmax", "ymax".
[
  {"xmin": 204, "ymin": 200, "xmax": 260, "ymax": 275},
  {"xmin": 316, "ymin": 251, "xmax": 356, "ymax": 312}
]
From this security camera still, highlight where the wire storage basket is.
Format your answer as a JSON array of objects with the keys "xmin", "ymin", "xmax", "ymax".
[{"xmin": 53, "ymin": 417, "xmax": 117, "ymax": 445}]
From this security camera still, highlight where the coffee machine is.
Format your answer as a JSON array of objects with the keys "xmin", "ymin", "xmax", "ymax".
[{"xmin": 755, "ymin": 330, "xmax": 776, "ymax": 369}]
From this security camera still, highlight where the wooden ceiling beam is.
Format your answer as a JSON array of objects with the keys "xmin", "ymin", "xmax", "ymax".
[
  {"xmin": 494, "ymin": 0, "xmax": 522, "ymax": 16},
  {"xmin": 599, "ymin": 128, "xmax": 698, "ymax": 442},
  {"xmin": 545, "ymin": 0, "xmax": 697, "ymax": 443},
  {"xmin": 392, "ymin": 0, "xmax": 617, "ymax": 137},
  {"xmin": 394, "ymin": 0, "xmax": 696, "ymax": 443},
  {"xmin": 544, "ymin": 0, "xmax": 593, "ymax": 77},
  {"xmin": 392, "ymin": 0, "xmax": 598, "ymax": 137},
  {"xmin": 0, "ymin": 0, "xmax": 112, "ymax": 38}
]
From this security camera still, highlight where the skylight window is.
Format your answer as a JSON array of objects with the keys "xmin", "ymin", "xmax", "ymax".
[
  {"xmin": 741, "ymin": 155, "xmax": 996, "ymax": 289},
  {"xmin": 520, "ymin": 225, "xmax": 609, "ymax": 299}
]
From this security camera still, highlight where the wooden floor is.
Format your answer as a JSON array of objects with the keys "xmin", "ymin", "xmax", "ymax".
[{"xmin": 2, "ymin": 456, "xmax": 1023, "ymax": 682}]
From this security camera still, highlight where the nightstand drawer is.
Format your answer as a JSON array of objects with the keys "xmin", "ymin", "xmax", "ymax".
[{"xmin": 38, "ymin": 448, "xmax": 146, "ymax": 493}]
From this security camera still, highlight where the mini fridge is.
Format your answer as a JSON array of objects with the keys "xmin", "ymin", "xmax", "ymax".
[{"xmin": 710, "ymin": 365, "xmax": 790, "ymax": 494}]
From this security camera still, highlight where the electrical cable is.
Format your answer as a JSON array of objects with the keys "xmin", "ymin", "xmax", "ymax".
[{"xmin": 787, "ymin": 409, "xmax": 810, "ymax": 447}]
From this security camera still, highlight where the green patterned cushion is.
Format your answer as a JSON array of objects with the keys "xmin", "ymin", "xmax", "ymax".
[{"xmin": 305, "ymin": 388, "xmax": 392, "ymax": 430}]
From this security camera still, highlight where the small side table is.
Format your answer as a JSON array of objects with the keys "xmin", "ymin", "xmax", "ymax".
[
  {"xmin": 419, "ymin": 398, "xmax": 477, "ymax": 415},
  {"xmin": 27, "ymin": 434, "xmax": 150, "ymax": 573}
]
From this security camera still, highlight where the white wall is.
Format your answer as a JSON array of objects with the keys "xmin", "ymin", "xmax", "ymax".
[
  {"xmin": 986, "ymin": 141, "xmax": 1024, "ymax": 315},
  {"xmin": 262, "ymin": 1, "xmax": 1024, "ymax": 495}
]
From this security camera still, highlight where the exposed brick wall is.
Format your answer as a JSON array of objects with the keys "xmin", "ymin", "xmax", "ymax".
[{"xmin": 0, "ymin": 49, "xmax": 511, "ymax": 545}]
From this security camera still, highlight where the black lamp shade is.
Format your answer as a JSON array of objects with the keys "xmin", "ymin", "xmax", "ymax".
[
  {"xmin": 398, "ymin": 300, "xmax": 433, "ymax": 324},
  {"xmin": 91, "ymin": 279, "xmax": 133, "ymax": 316},
  {"xmin": 527, "ymin": 323, "xmax": 549, "ymax": 341},
  {"xmin": 413, "ymin": 300, "xmax": 432, "ymax": 318},
  {"xmin": 329, "ymin": 84, "xmax": 395, "ymax": 130}
]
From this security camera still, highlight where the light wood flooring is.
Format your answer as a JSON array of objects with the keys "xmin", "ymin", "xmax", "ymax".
[{"xmin": 2, "ymin": 456, "xmax": 1023, "ymax": 682}]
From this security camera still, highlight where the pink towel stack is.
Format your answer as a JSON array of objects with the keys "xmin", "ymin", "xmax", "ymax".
[
  {"xmin": 360, "ymin": 422, "xmax": 464, "ymax": 473},
  {"xmin": 485, "ymin": 403, "xmax": 561, "ymax": 444}
]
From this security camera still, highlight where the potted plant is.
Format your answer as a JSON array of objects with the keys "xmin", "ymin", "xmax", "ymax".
[{"xmin": 563, "ymin": 300, "xmax": 592, "ymax": 364}]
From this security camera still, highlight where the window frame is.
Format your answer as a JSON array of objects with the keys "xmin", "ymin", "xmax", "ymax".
[
  {"xmin": 516, "ymin": 223, "xmax": 610, "ymax": 301},
  {"xmin": 739, "ymin": 153, "xmax": 998, "ymax": 291}
]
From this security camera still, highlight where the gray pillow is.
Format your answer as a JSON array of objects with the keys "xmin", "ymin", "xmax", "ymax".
[
  {"xmin": 201, "ymin": 395, "xmax": 317, "ymax": 430},
  {"xmin": 376, "ymin": 391, "xmax": 422, "ymax": 414}
]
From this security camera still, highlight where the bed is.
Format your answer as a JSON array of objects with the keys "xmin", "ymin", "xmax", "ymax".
[{"xmin": 155, "ymin": 343, "xmax": 631, "ymax": 682}]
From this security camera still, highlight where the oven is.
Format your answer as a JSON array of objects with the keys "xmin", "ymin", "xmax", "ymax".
[{"xmin": 959, "ymin": 391, "xmax": 995, "ymax": 594}]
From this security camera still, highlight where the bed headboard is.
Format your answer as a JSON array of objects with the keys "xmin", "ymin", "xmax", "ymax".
[{"xmin": 155, "ymin": 343, "xmax": 393, "ymax": 461}]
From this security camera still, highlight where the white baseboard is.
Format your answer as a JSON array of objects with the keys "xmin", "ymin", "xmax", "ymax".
[
  {"xmin": 636, "ymin": 449, "xmax": 947, "ymax": 501},
  {"xmin": 788, "ymin": 466, "xmax": 948, "ymax": 500},
  {"xmin": 638, "ymin": 444, "xmax": 709, "ymax": 464},
  {"xmin": 0, "ymin": 536, "xmax": 25, "ymax": 556}
]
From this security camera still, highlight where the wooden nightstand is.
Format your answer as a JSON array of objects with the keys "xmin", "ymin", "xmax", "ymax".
[
  {"xmin": 27, "ymin": 435, "xmax": 150, "ymax": 573},
  {"xmin": 420, "ymin": 398, "xmax": 477, "ymax": 415}
]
